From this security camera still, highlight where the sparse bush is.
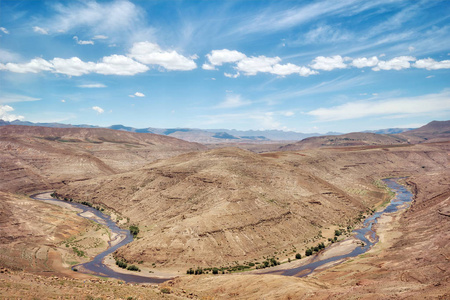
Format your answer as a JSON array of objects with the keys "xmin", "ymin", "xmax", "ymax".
[
  {"xmin": 160, "ymin": 287, "xmax": 171, "ymax": 294},
  {"xmin": 127, "ymin": 265, "xmax": 140, "ymax": 271},
  {"xmin": 305, "ymin": 249, "xmax": 312, "ymax": 256},
  {"xmin": 295, "ymin": 253, "xmax": 301, "ymax": 259},
  {"xmin": 212, "ymin": 268, "xmax": 219, "ymax": 274},
  {"xmin": 129, "ymin": 225, "xmax": 140, "ymax": 237}
]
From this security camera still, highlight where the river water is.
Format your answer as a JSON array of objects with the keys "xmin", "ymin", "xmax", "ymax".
[{"xmin": 31, "ymin": 178, "xmax": 412, "ymax": 283}]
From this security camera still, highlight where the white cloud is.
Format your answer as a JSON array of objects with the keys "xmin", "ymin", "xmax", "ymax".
[
  {"xmin": 303, "ymin": 25, "xmax": 352, "ymax": 44},
  {"xmin": 310, "ymin": 55, "xmax": 347, "ymax": 71},
  {"xmin": 73, "ymin": 36, "xmax": 94, "ymax": 45},
  {"xmin": 205, "ymin": 49, "xmax": 247, "ymax": 66},
  {"xmin": 51, "ymin": 57, "xmax": 95, "ymax": 76},
  {"xmin": 0, "ymin": 27, "xmax": 9, "ymax": 34},
  {"xmin": 134, "ymin": 92, "xmax": 145, "ymax": 97},
  {"xmin": 0, "ymin": 94, "xmax": 41, "ymax": 104},
  {"xmin": 33, "ymin": 26, "xmax": 48, "ymax": 35},
  {"xmin": 236, "ymin": 55, "xmax": 281, "ymax": 75},
  {"xmin": 413, "ymin": 58, "xmax": 450, "ymax": 70},
  {"xmin": 426, "ymin": 75, "xmax": 434, "ymax": 79},
  {"xmin": 202, "ymin": 63, "xmax": 216, "ymax": 70},
  {"xmin": 95, "ymin": 54, "xmax": 149, "ymax": 75},
  {"xmin": 372, "ymin": 56, "xmax": 416, "ymax": 71},
  {"xmin": 216, "ymin": 94, "xmax": 251, "ymax": 109},
  {"xmin": 408, "ymin": 46, "xmax": 415, "ymax": 52},
  {"xmin": 92, "ymin": 106, "xmax": 104, "ymax": 114},
  {"xmin": 283, "ymin": 111, "xmax": 295, "ymax": 116},
  {"xmin": 128, "ymin": 41, "xmax": 197, "ymax": 71},
  {"xmin": 78, "ymin": 83, "xmax": 107, "ymax": 88},
  {"xmin": 0, "ymin": 105, "xmax": 24, "ymax": 121},
  {"xmin": 92, "ymin": 35, "xmax": 108, "ymax": 40},
  {"xmin": 352, "ymin": 56, "xmax": 379, "ymax": 68},
  {"xmin": 61, "ymin": 99, "xmax": 66, "ymax": 103},
  {"xmin": 224, "ymin": 72, "xmax": 240, "ymax": 78},
  {"xmin": 0, "ymin": 58, "xmax": 53, "ymax": 73},
  {"xmin": 308, "ymin": 90, "xmax": 450, "ymax": 121}
]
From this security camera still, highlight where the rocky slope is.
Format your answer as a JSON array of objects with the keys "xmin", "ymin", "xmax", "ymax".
[
  {"xmin": 0, "ymin": 125, "xmax": 205, "ymax": 193},
  {"xmin": 56, "ymin": 142, "xmax": 448, "ymax": 270}
]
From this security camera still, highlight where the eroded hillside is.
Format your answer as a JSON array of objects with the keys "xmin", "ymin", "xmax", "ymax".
[
  {"xmin": 0, "ymin": 125, "xmax": 205, "ymax": 193},
  {"xmin": 56, "ymin": 143, "xmax": 449, "ymax": 270}
]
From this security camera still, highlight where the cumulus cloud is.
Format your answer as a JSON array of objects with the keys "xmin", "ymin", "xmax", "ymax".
[
  {"xmin": 372, "ymin": 56, "xmax": 416, "ymax": 71},
  {"xmin": 0, "ymin": 105, "xmax": 24, "ymax": 121},
  {"xmin": 128, "ymin": 41, "xmax": 197, "ymax": 71},
  {"xmin": 129, "ymin": 92, "xmax": 145, "ymax": 98},
  {"xmin": 224, "ymin": 72, "xmax": 240, "ymax": 78},
  {"xmin": 0, "ymin": 27, "xmax": 9, "ymax": 34},
  {"xmin": 73, "ymin": 36, "xmax": 94, "ymax": 45},
  {"xmin": 413, "ymin": 58, "xmax": 450, "ymax": 70},
  {"xmin": 92, "ymin": 106, "xmax": 104, "ymax": 114},
  {"xmin": 216, "ymin": 94, "xmax": 251, "ymax": 109},
  {"xmin": 78, "ymin": 83, "xmax": 107, "ymax": 88},
  {"xmin": 61, "ymin": 99, "xmax": 66, "ymax": 103},
  {"xmin": 1, "ymin": 55, "xmax": 148, "ymax": 76},
  {"xmin": 236, "ymin": 55, "xmax": 281, "ymax": 75},
  {"xmin": 352, "ymin": 56, "xmax": 379, "ymax": 68},
  {"xmin": 33, "ymin": 26, "xmax": 48, "ymax": 35},
  {"xmin": 205, "ymin": 49, "xmax": 247, "ymax": 67},
  {"xmin": 308, "ymin": 90, "xmax": 450, "ymax": 121},
  {"xmin": 310, "ymin": 55, "xmax": 347, "ymax": 71},
  {"xmin": 283, "ymin": 111, "xmax": 295, "ymax": 117},
  {"xmin": 202, "ymin": 63, "xmax": 216, "ymax": 70},
  {"xmin": 95, "ymin": 54, "xmax": 149, "ymax": 75},
  {"xmin": 0, "ymin": 58, "xmax": 53, "ymax": 73}
]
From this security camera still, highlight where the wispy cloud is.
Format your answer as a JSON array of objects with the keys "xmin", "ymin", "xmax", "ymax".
[
  {"xmin": 78, "ymin": 83, "xmax": 107, "ymax": 88},
  {"xmin": 129, "ymin": 92, "xmax": 145, "ymax": 97},
  {"xmin": 308, "ymin": 90, "xmax": 450, "ymax": 121},
  {"xmin": 215, "ymin": 94, "xmax": 251, "ymax": 109},
  {"xmin": 0, "ymin": 27, "xmax": 9, "ymax": 34},
  {"xmin": 73, "ymin": 36, "xmax": 94, "ymax": 45},
  {"xmin": 33, "ymin": 26, "xmax": 48, "ymax": 35},
  {"xmin": 0, "ymin": 94, "xmax": 41, "ymax": 104}
]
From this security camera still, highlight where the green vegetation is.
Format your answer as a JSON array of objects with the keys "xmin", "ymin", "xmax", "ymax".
[
  {"xmin": 72, "ymin": 247, "xmax": 85, "ymax": 257},
  {"xmin": 116, "ymin": 259, "xmax": 128, "ymax": 269},
  {"xmin": 126, "ymin": 265, "xmax": 140, "ymax": 272},
  {"xmin": 295, "ymin": 253, "xmax": 302, "ymax": 259},
  {"xmin": 129, "ymin": 225, "xmax": 139, "ymax": 238}
]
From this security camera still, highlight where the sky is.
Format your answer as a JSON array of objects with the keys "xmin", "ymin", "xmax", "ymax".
[{"xmin": 0, "ymin": 0, "xmax": 449, "ymax": 133}]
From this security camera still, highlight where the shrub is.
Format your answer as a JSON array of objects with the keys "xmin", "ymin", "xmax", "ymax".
[
  {"xmin": 127, "ymin": 265, "xmax": 140, "ymax": 271},
  {"xmin": 305, "ymin": 249, "xmax": 312, "ymax": 256},
  {"xmin": 129, "ymin": 225, "xmax": 140, "ymax": 238},
  {"xmin": 335, "ymin": 230, "xmax": 342, "ymax": 236},
  {"xmin": 160, "ymin": 287, "xmax": 171, "ymax": 294},
  {"xmin": 295, "ymin": 253, "xmax": 301, "ymax": 259},
  {"xmin": 212, "ymin": 268, "xmax": 219, "ymax": 275},
  {"xmin": 116, "ymin": 259, "xmax": 128, "ymax": 269}
]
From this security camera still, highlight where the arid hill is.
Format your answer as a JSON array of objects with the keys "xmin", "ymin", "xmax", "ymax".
[
  {"xmin": 56, "ymin": 143, "xmax": 448, "ymax": 270},
  {"xmin": 279, "ymin": 132, "xmax": 408, "ymax": 151},
  {"xmin": 279, "ymin": 120, "xmax": 450, "ymax": 151},
  {"xmin": 399, "ymin": 120, "xmax": 450, "ymax": 143},
  {"xmin": 0, "ymin": 125, "xmax": 205, "ymax": 193}
]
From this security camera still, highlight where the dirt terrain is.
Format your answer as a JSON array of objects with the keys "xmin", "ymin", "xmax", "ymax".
[
  {"xmin": 0, "ymin": 121, "xmax": 448, "ymax": 299},
  {"xmin": 56, "ymin": 142, "xmax": 448, "ymax": 272},
  {"xmin": 0, "ymin": 125, "xmax": 205, "ymax": 193},
  {"xmin": 280, "ymin": 120, "xmax": 450, "ymax": 151},
  {"xmin": 169, "ymin": 169, "xmax": 450, "ymax": 299}
]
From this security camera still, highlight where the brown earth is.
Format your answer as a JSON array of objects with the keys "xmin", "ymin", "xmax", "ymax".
[
  {"xmin": 280, "ymin": 120, "xmax": 450, "ymax": 151},
  {"xmin": 56, "ymin": 142, "xmax": 449, "ymax": 272},
  {"xmin": 0, "ymin": 125, "xmax": 205, "ymax": 193},
  {"xmin": 168, "ymin": 169, "xmax": 450, "ymax": 299}
]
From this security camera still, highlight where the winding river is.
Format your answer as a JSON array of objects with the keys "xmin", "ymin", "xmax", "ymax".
[{"xmin": 31, "ymin": 177, "xmax": 413, "ymax": 283}]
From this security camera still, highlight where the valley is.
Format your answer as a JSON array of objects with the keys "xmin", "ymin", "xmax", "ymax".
[{"xmin": 0, "ymin": 121, "xmax": 449, "ymax": 299}]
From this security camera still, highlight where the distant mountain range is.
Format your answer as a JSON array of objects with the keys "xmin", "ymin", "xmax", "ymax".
[{"xmin": 0, "ymin": 119, "xmax": 417, "ymax": 143}]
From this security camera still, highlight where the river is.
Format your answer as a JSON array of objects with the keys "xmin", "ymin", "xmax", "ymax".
[{"xmin": 31, "ymin": 177, "xmax": 412, "ymax": 283}]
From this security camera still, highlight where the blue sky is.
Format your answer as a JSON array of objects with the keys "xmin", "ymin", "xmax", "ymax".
[{"xmin": 0, "ymin": 0, "xmax": 449, "ymax": 133}]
